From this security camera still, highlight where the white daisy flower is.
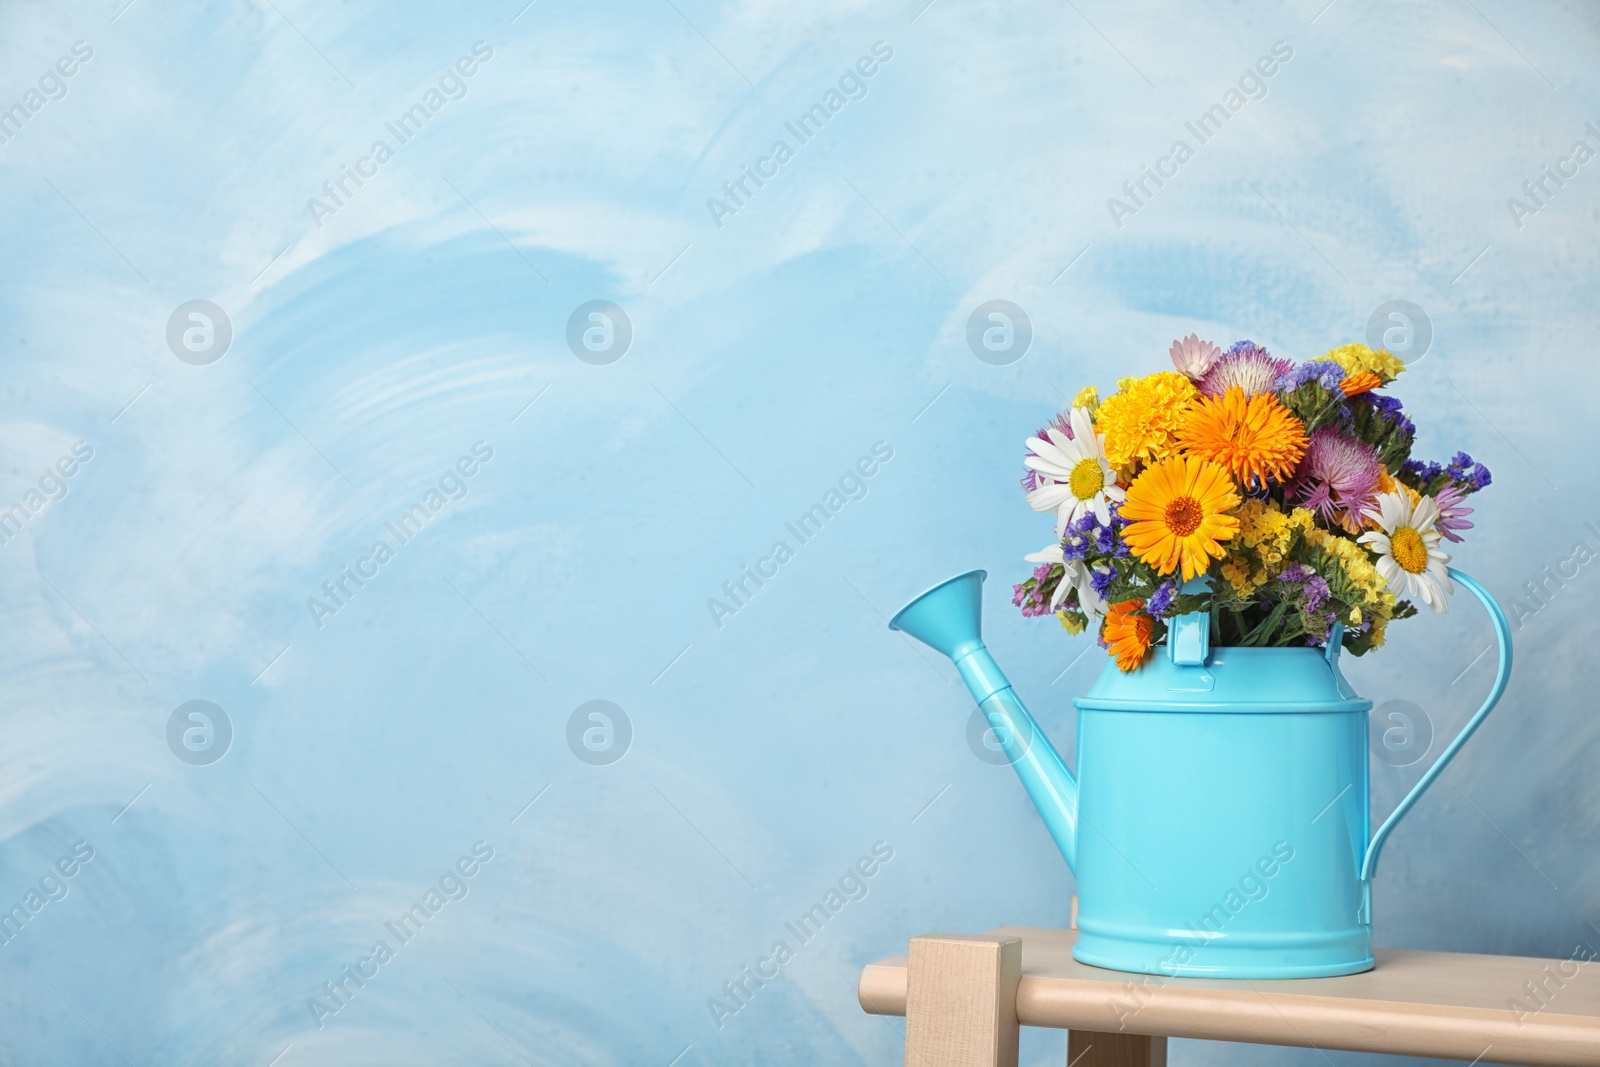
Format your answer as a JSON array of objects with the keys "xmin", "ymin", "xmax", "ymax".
[
  {"xmin": 1024, "ymin": 542, "xmax": 1108, "ymax": 617},
  {"xmin": 1023, "ymin": 407, "xmax": 1124, "ymax": 534},
  {"xmin": 1358, "ymin": 490, "xmax": 1453, "ymax": 613}
]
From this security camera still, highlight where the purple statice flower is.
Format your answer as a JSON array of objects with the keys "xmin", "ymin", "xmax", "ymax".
[
  {"xmin": 1147, "ymin": 579, "xmax": 1178, "ymax": 616},
  {"xmin": 1092, "ymin": 522, "xmax": 1118, "ymax": 555},
  {"xmin": 1276, "ymin": 564, "xmax": 1327, "ymax": 612},
  {"xmin": 1062, "ymin": 505, "xmax": 1131, "ymax": 559},
  {"xmin": 1090, "ymin": 565, "xmax": 1117, "ymax": 599},
  {"xmin": 1403, "ymin": 458, "xmax": 1443, "ymax": 484},
  {"xmin": 1447, "ymin": 451, "xmax": 1492, "ymax": 491},
  {"xmin": 1433, "ymin": 483, "xmax": 1475, "ymax": 543},
  {"xmin": 1364, "ymin": 393, "xmax": 1415, "ymax": 436},
  {"xmin": 1274, "ymin": 359, "xmax": 1345, "ymax": 394},
  {"xmin": 1107, "ymin": 503, "xmax": 1132, "ymax": 557},
  {"xmin": 1292, "ymin": 428, "xmax": 1382, "ymax": 531},
  {"xmin": 1198, "ymin": 341, "xmax": 1296, "ymax": 399},
  {"xmin": 1013, "ymin": 564, "xmax": 1055, "ymax": 618},
  {"xmin": 1060, "ymin": 512, "xmax": 1098, "ymax": 561}
]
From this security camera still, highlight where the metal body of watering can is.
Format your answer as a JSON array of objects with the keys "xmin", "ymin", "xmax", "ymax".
[{"xmin": 889, "ymin": 568, "xmax": 1512, "ymax": 979}]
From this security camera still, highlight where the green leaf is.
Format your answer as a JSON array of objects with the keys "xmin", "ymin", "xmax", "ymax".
[{"xmin": 1241, "ymin": 600, "xmax": 1291, "ymax": 646}]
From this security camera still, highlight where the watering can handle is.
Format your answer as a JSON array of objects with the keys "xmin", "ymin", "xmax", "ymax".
[
  {"xmin": 1359, "ymin": 568, "xmax": 1513, "ymax": 882},
  {"xmin": 1168, "ymin": 574, "xmax": 1213, "ymax": 665}
]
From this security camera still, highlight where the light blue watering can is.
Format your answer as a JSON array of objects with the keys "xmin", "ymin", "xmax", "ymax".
[{"xmin": 890, "ymin": 568, "xmax": 1512, "ymax": 978}]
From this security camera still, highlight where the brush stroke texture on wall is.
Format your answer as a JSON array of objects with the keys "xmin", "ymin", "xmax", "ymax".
[{"xmin": 1, "ymin": 1, "xmax": 1597, "ymax": 1064}]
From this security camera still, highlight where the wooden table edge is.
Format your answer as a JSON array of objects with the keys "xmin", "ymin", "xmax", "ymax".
[{"xmin": 859, "ymin": 934, "xmax": 1600, "ymax": 1067}]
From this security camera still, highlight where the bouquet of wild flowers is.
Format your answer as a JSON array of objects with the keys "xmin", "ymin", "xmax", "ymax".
[{"xmin": 1013, "ymin": 337, "xmax": 1491, "ymax": 671}]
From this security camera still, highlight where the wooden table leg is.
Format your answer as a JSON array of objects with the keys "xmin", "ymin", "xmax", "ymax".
[
  {"xmin": 1066, "ymin": 1030, "xmax": 1168, "ymax": 1066},
  {"xmin": 904, "ymin": 933, "xmax": 1022, "ymax": 1067}
]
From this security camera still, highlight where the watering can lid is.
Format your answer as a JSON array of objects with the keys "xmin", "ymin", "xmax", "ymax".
[{"xmin": 1074, "ymin": 644, "xmax": 1372, "ymax": 713}]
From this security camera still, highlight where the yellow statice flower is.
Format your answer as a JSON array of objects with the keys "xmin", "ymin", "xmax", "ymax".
[
  {"xmin": 1325, "ymin": 343, "xmax": 1405, "ymax": 385},
  {"xmin": 1072, "ymin": 385, "xmax": 1101, "ymax": 415},
  {"xmin": 1095, "ymin": 372, "xmax": 1199, "ymax": 469},
  {"xmin": 1057, "ymin": 610, "xmax": 1087, "ymax": 635},
  {"xmin": 1305, "ymin": 527, "xmax": 1400, "ymax": 646},
  {"xmin": 1234, "ymin": 500, "xmax": 1315, "ymax": 571},
  {"xmin": 1219, "ymin": 554, "xmax": 1266, "ymax": 597},
  {"xmin": 1306, "ymin": 527, "xmax": 1388, "ymax": 601}
]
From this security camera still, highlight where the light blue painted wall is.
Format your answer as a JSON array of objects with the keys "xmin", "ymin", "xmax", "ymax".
[{"xmin": 1, "ymin": 1, "xmax": 1596, "ymax": 1064}]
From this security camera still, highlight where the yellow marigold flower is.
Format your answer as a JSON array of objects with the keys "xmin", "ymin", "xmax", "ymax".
[
  {"xmin": 1120, "ymin": 456, "xmax": 1241, "ymax": 580},
  {"xmin": 1095, "ymin": 372, "xmax": 1199, "ymax": 469},
  {"xmin": 1326, "ymin": 343, "xmax": 1405, "ymax": 385},
  {"xmin": 1178, "ymin": 386, "xmax": 1307, "ymax": 488},
  {"xmin": 1073, "ymin": 385, "xmax": 1101, "ymax": 414}
]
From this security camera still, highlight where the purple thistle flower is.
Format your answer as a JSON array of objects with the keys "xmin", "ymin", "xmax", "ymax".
[
  {"xmin": 1433, "ymin": 483, "xmax": 1476, "ymax": 543},
  {"xmin": 1021, "ymin": 413, "xmax": 1075, "ymax": 492},
  {"xmin": 1292, "ymin": 428, "xmax": 1382, "ymax": 531},
  {"xmin": 1198, "ymin": 341, "xmax": 1295, "ymax": 399},
  {"xmin": 1274, "ymin": 359, "xmax": 1345, "ymax": 393},
  {"xmin": 1041, "ymin": 411, "xmax": 1075, "ymax": 442}
]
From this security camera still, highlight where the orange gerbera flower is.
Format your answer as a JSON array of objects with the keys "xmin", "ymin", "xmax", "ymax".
[
  {"xmin": 1340, "ymin": 371, "xmax": 1381, "ymax": 397},
  {"xmin": 1178, "ymin": 385, "xmax": 1307, "ymax": 488},
  {"xmin": 1120, "ymin": 456, "xmax": 1242, "ymax": 580},
  {"xmin": 1102, "ymin": 598, "xmax": 1154, "ymax": 671}
]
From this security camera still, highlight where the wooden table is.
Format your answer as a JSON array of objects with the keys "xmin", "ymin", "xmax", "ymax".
[{"xmin": 858, "ymin": 927, "xmax": 1600, "ymax": 1066}]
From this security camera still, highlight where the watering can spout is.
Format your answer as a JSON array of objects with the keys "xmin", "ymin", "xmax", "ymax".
[{"xmin": 890, "ymin": 570, "xmax": 1080, "ymax": 872}]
